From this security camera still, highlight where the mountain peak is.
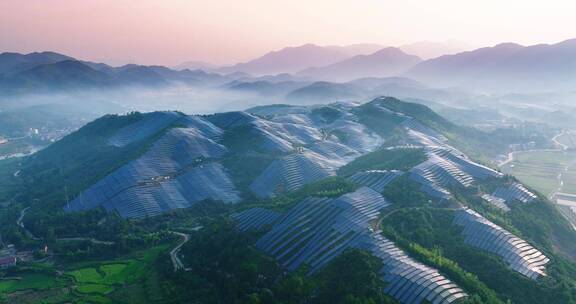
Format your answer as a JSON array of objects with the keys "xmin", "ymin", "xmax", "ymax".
[
  {"xmin": 297, "ymin": 47, "xmax": 421, "ymax": 81},
  {"xmin": 371, "ymin": 47, "xmax": 415, "ymax": 57},
  {"xmin": 218, "ymin": 44, "xmax": 350, "ymax": 75},
  {"xmin": 492, "ymin": 42, "xmax": 524, "ymax": 50}
]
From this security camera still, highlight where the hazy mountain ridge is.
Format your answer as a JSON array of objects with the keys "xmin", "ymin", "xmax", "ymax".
[
  {"xmin": 406, "ymin": 39, "xmax": 576, "ymax": 92},
  {"xmin": 0, "ymin": 52, "xmax": 245, "ymax": 94},
  {"xmin": 0, "ymin": 51, "xmax": 74, "ymax": 75},
  {"xmin": 297, "ymin": 47, "xmax": 422, "ymax": 82},
  {"xmin": 5, "ymin": 38, "xmax": 576, "ymax": 96},
  {"xmin": 398, "ymin": 40, "xmax": 474, "ymax": 59},
  {"xmin": 217, "ymin": 44, "xmax": 352, "ymax": 75}
]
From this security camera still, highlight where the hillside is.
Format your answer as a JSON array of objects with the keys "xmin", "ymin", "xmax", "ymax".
[{"xmin": 0, "ymin": 97, "xmax": 575, "ymax": 303}]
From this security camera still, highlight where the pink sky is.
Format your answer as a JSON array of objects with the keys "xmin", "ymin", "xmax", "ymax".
[{"xmin": 1, "ymin": 0, "xmax": 575, "ymax": 66}]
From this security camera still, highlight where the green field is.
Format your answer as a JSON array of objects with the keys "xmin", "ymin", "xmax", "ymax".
[
  {"xmin": 501, "ymin": 150, "xmax": 576, "ymax": 196},
  {"xmin": 1, "ymin": 245, "xmax": 168, "ymax": 303},
  {"xmin": 0, "ymin": 273, "xmax": 59, "ymax": 293},
  {"xmin": 67, "ymin": 260, "xmax": 147, "ymax": 296},
  {"xmin": 68, "ymin": 267, "xmax": 103, "ymax": 284},
  {"xmin": 76, "ymin": 284, "xmax": 115, "ymax": 295}
]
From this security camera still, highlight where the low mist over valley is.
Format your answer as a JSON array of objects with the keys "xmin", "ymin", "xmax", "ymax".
[{"xmin": 2, "ymin": 39, "xmax": 576, "ymax": 159}]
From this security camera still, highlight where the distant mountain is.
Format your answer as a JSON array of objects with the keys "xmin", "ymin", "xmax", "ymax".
[
  {"xmin": 174, "ymin": 61, "xmax": 218, "ymax": 71},
  {"xmin": 218, "ymin": 44, "xmax": 351, "ymax": 75},
  {"xmin": 298, "ymin": 47, "xmax": 421, "ymax": 81},
  {"xmin": 226, "ymin": 80, "xmax": 308, "ymax": 97},
  {"xmin": 406, "ymin": 39, "xmax": 576, "ymax": 92},
  {"xmin": 1, "ymin": 60, "xmax": 113, "ymax": 91},
  {"xmin": 114, "ymin": 64, "xmax": 168, "ymax": 86},
  {"xmin": 0, "ymin": 51, "xmax": 74, "ymax": 75},
  {"xmin": 325, "ymin": 43, "xmax": 386, "ymax": 56},
  {"xmin": 0, "ymin": 60, "xmax": 176, "ymax": 92},
  {"xmin": 399, "ymin": 41, "xmax": 473, "ymax": 59},
  {"xmin": 0, "ymin": 52, "xmax": 249, "ymax": 94},
  {"xmin": 250, "ymin": 73, "xmax": 305, "ymax": 83},
  {"xmin": 286, "ymin": 81, "xmax": 362, "ymax": 103},
  {"xmin": 284, "ymin": 76, "xmax": 467, "ymax": 105}
]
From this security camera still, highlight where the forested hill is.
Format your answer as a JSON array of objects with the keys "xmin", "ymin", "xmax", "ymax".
[{"xmin": 0, "ymin": 97, "xmax": 574, "ymax": 303}]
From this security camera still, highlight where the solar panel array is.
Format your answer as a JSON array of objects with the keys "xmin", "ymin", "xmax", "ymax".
[
  {"xmin": 409, "ymin": 148, "xmax": 503, "ymax": 200},
  {"xmin": 378, "ymin": 104, "xmax": 506, "ymax": 203},
  {"xmin": 307, "ymin": 140, "xmax": 362, "ymax": 164},
  {"xmin": 104, "ymin": 163, "xmax": 240, "ymax": 218},
  {"xmin": 231, "ymin": 208, "xmax": 282, "ymax": 231},
  {"xmin": 481, "ymin": 194, "xmax": 511, "ymax": 212},
  {"xmin": 454, "ymin": 208, "xmax": 549, "ymax": 279},
  {"xmin": 235, "ymin": 188, "xmax": 467, "ymax": 304},
  {"xmin": 207, "ymin": 111, "xmax": 257, "ymax": 129},
  {"xmin": 492, "ymin": 183, "xmax": 537, "ymax": 204},
  {"xmin": 249, "ymin": 152, "xmax": 336, "ymax": 198},
  {"xmin": 327, "ymin": 119, "xmax": 383, "ymax": 153},
  {"xmin": 108, "ymin": 112, "xmax": 183, "ymax": 147},
  {"xmin": 401, "ymin": 118, "xmax": 448, "ymax": 147},
  {"xmin": 244, "ymin": 107, "xmax": 382, "ymax": 198},
  {"xmin": 66, "ymin": 115, "xmax": 240, "ymax": 218},
  {"xmin": 211, "ymin": 111, "xmax": 329, "ymax": 154},
  {"xmin": 347, "ymin": 170, "xmax": 403, "ymax": 192}
]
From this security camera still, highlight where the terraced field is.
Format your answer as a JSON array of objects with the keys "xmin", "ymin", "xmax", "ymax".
[
  {"xmin": 0, "ymin": 246, "xmax": 167, "ymax": 304},
  {"xmin": 0, "ymin": 273, "xmax": 59, "ymax": 294},
  {"xmin": 501, "ymin": 150, "xmax": 576, "ymax": 196}
]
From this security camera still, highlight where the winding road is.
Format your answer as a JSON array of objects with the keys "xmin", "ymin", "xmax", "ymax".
[
  {"xmin": 17, "ymin": 207, "xmax": 39, "ymax": 240},
  {"xmin": 169, "ymin": 231, "xmax": 191, "ymax": 272},
  {"xmin": 498, "ymin": 131, "xmax": 571, "ymax": 168},
  {"xmin": 552, "ymin": 131, "xmax": 570, "ymax": 151}
]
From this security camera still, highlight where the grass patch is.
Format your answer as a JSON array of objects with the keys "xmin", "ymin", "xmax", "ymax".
[
  {"xmin": 81, "ymin": 294, "xmax": 113, "ymax": 304},
  {"xmin": 61, "ymin": 245, "xmax": 169, "ymax": 302},
  {"xmin": 76, "ymin": 284, "xmax": 114, "ymax": 295},
  {"xmin": 68, "ymin": 267, "xmax": 103, "ymax": 284},
  {"xmin": 99, "ymin": 263, "xmax": 128, "ymax": 284},
  {"xmin": 0, "ymin": 273, "xmax": 59, "ymax": 293}
]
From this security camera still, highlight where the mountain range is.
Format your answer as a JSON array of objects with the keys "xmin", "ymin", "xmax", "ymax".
[
  {"xmin": 214, "ymin": 42, "xmax": 461, "ymax": 76},
  {"xmin": 0, "ymin": 52, "xmax": 244, "ymax": 94},
  {"xmin": 0, "ymin": 51, "xmax": 74, "ymax": 75},
  {"xmin": 297, "ymin": 47, "xmax": 422, "ymax": 81},
  {"xmin": 398, "ymin": 40, "xmax": 474, "ymax": 59},
  {"xmin": 216, "ymin": 44, "xmax": 358, "ymax": 76},
  {"xmin": 3, "ymin": 38, "xmax": 576, "ymax": 97},
  {"xmin": 405, "ymin": 39, "xmax": 576, "ymax": 92}
]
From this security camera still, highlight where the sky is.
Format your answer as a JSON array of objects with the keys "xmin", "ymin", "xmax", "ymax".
[{"xmin": 0, "ymin": 0, "xmax": 575, "ymax": 66}]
